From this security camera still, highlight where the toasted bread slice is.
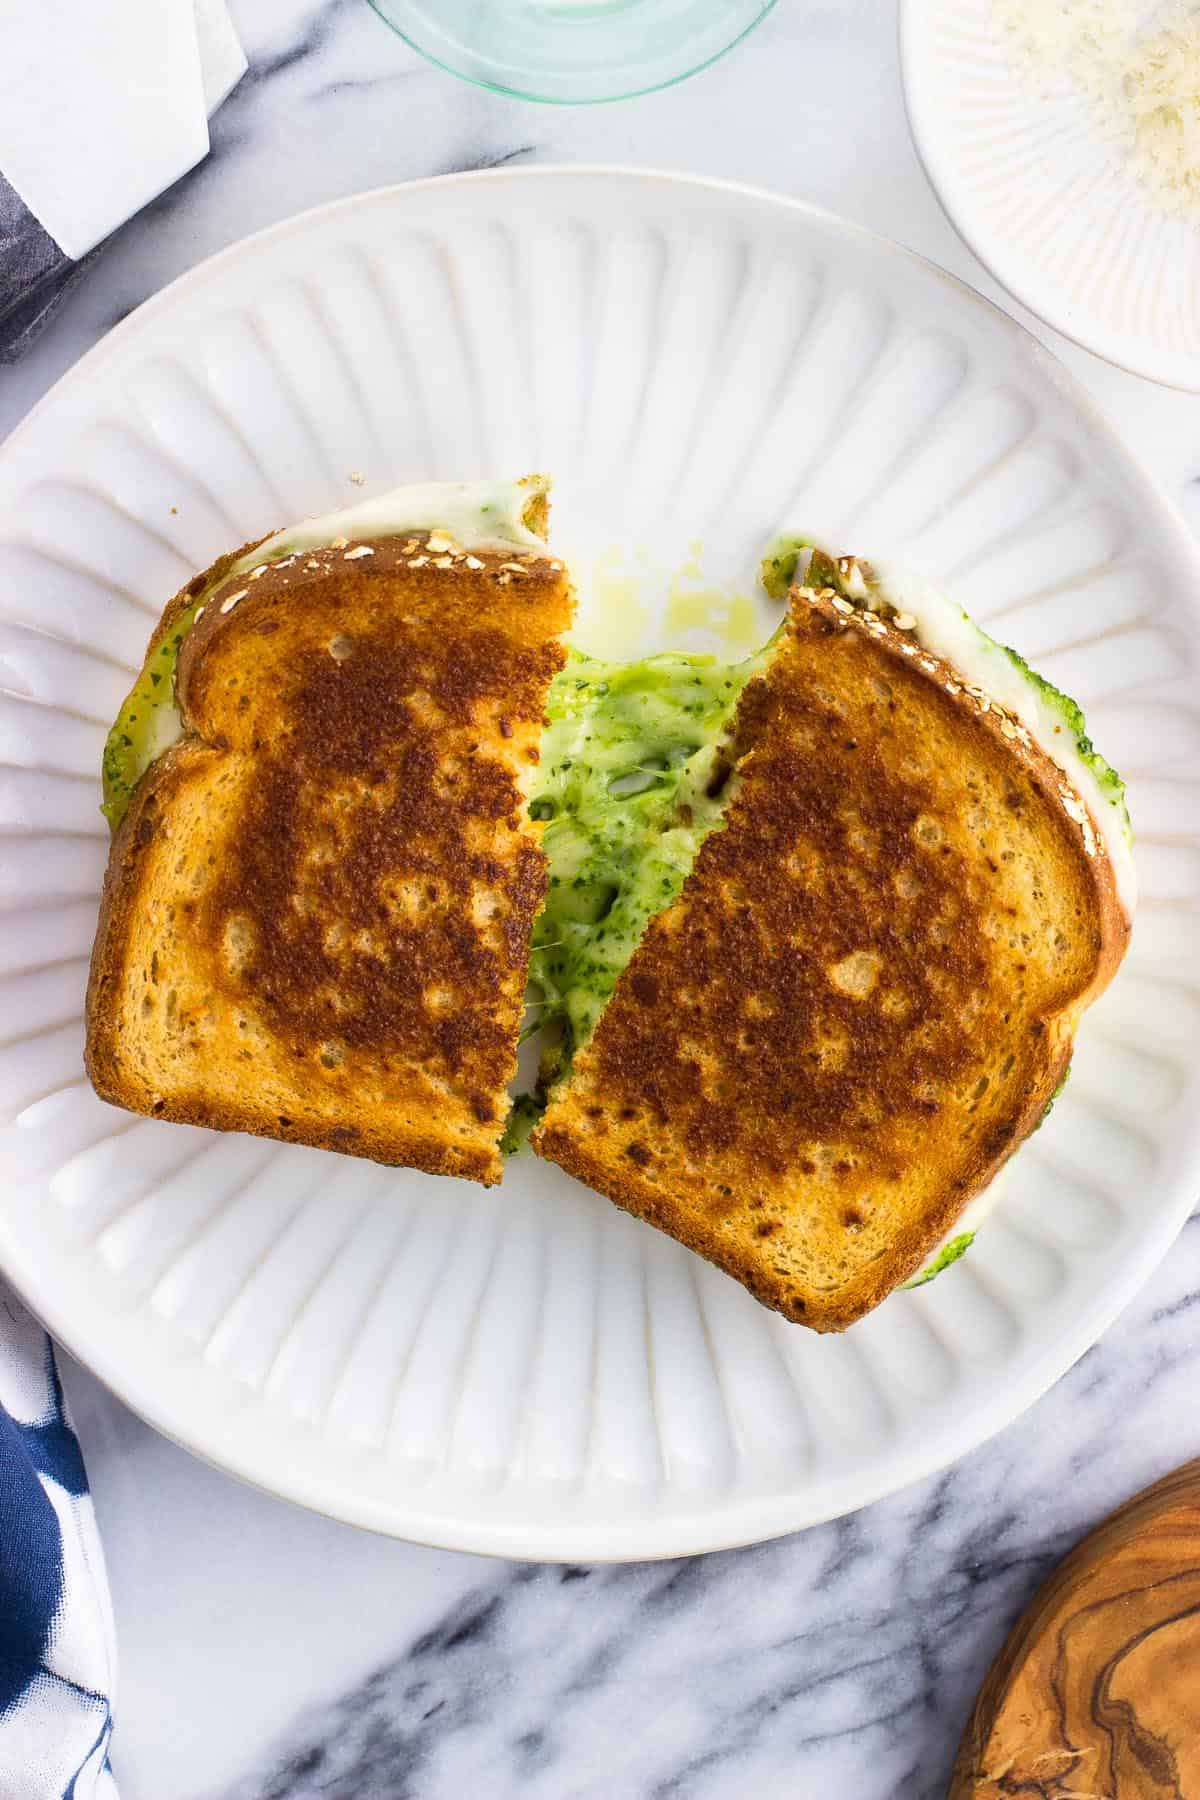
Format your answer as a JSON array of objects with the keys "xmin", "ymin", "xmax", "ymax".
[
  {"xmin": 87, "ymin": 531, "xmax": 573, "ymax": 1184},
  {"xmin": 534, "ymin": 584, "xmax": 1130, "ymax": 1327}
]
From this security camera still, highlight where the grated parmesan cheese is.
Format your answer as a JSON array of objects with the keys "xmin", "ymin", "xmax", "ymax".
[{"xmin": 991, "ymin": 0, "xmax": 1200, "ymax": 220}]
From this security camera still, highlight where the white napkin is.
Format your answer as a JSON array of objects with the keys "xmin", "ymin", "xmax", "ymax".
[
  {"xmin": 193, "ymin": 0, "xmax": 248, "ymax": 116},
  {"xmin": 0, "ymin": 0, "xmax": 246, "ymax": 260}
]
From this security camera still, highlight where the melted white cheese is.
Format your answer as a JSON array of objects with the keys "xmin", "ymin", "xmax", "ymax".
[
  {"xmin": 868, "ymin": 560, "xmax": 1137, "ymax": 921},
  {"xmin": 229, "ymin": 476, "xmax": 549, "ymax": 578},
  {"xmin": 146, "ymin": 700, "xmax": 184, "ymax": 760}
]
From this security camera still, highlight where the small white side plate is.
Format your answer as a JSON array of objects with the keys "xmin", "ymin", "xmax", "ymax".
[
  {"xmin": 901, "ymin": 0, "xmax": 1200, "ymax": 390},
  {"xmin": 1, "ymin": 169, "xmax": 1199, "ymax": 1559}
]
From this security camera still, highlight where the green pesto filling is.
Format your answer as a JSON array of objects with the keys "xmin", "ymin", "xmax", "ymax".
[
  {"xmin": 527, "ymin": 644, "xmax": 769, "ymax": 1091},
  {"xmin": 101, "ymin": 603, "xmax": 199, "ymax": 829},
  {"xmin": 759, "ymin": 535, "xmax": 814, "ymax": 601},
  {"xmin": 998, "ymin": 645, "xmax": 1130, "ymax": 843},
  {"xmin": 901, "ymin": 1231, "xmax": 976, "ymax": 1290},
  {"xmin": 1037, "ymin": 1061, "xmax": 1072, "ymax": 1129},
  {"xmin": 500, "ymin": 1091, "xmax": 544, "ymax": 1157}
]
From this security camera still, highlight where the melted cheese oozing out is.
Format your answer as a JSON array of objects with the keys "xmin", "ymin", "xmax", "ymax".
[
  {"xmin": 869, "ymin": 559, "xmax": 1137, "ymax": 921},
  {"xmin": 229, "ymin": 476, "xmax": 549, "ymax": 576},
  {"xmin": 146, "ymin": 700, "xmax": 184, "ymax": 760}
]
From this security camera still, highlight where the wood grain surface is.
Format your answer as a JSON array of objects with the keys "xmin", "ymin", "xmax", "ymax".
[{"xmin": 950, "ymin": 1459, "xmax": 1200, "ymax": 1798}]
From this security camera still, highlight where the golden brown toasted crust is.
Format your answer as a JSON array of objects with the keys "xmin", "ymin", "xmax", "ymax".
[
  {"xmin": 86, "ymin": 532, "xmax": 573, "ymax": 1183},
  {"xmin": 534, "ymin": 587, "xmax": 1130, "ymax": 1328}
]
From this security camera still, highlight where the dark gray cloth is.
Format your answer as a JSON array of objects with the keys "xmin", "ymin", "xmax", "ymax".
[{"xmin": 0, "ymin": 173, "xmax": 98, "ymax": 364}]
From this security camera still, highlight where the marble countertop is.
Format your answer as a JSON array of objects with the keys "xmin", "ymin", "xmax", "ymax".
[{"xmin": 4, "ymin": 1, "xmax": 1199, "ymax": 1795}]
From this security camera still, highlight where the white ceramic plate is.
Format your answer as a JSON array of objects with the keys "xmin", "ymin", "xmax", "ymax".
[
  {"xmin": 900, "ymin": 0, "xmax": 1200, "ymax": 390},
  {"xmin": 2, "ymin": 170, "xmax": 1199, "ymax": 1561}
]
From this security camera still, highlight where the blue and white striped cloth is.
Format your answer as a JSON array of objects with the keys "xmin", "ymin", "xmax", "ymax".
[{"xmin": 0, "ymin": 1292, "xmax": 116, "ymax": 1798}]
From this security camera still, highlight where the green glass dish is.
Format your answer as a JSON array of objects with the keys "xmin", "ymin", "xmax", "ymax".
[{"xmin": 366, "ymin": 0, "xmax": 777, "ymax": 104}]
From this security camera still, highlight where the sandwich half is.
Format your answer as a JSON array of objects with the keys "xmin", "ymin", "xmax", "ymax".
[
  {"xmin": 532, "ymin": 550, "xmax": 1132, "ymax": 1328},
  {"xmin": 86, "ymin": 479, "xmax": 573, "ymax": 1184}
]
